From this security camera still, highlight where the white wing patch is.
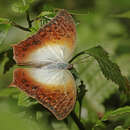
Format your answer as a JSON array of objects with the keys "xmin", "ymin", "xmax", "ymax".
[
  {"xmin": 27, "ymin": 67, "xmax": 75, "ymax": 86},
  {"xmin": 28, "ymin": 44, "xmax": 72, "ymax": 65}
]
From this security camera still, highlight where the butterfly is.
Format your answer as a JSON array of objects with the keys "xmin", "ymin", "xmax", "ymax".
[{"xmin": 10, "ymin": 9, "xmax": 76, "ymax": 120}]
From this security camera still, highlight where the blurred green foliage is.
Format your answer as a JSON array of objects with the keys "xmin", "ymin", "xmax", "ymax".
[{"xmin": 0, "ymin": 0, "xmax": 130, "ymax": 130}]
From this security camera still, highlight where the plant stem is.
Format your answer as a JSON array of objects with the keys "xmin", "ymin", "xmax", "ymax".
[
  {"xmin": 26, "ymin": 11, "xmax": 32, "ymax": 28},
  {"xmin": 71, "ymin": 111, "xmax": 86, "ymax": 130},
  {"xmin": 11, "ymin": 21, "xmax": 31, "ymax": 32},
  {"xmin": 10, "ymin": 11, "xmax": 32, "ymax": 32}
]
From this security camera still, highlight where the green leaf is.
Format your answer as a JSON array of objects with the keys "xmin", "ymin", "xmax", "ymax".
[
  {"xmin": 39, "ymin": 11, "xmax": 53, "ymax": 17},
  {"xmin": 42, "ymin": 4, "xmax": 54, "ymax": 12},
  {"xmin": 0, "ymin": 53, "xmax": 9, "ymax": 75},
  {"xmin": 114, "ymin": 126, "xmax": 124, "ymax": 130},
  {"xmin": 0, "ymin": 88, "xmax": 19, "ymax": 97},
  {"xmin": 93, "ymin": 120, "xmax": 106, "ymax": 129},
  {"xmin": 29, "ymin": 10, "xmax": 55, "ymax": 34},
  {"xmin": 101, "ymin": 106, "xmax": 130, "ymax": 121},
  {"xmin": 18, "ymin": 91, "xmax": 38, "ymax": 107},
  {"xmin": 0, "ymin": 23, "xmax": 11, "ymax": 45},
  {"xmin": 94, "ymin": 107, "xmax": 130, "ymax": 129},
  {"xmin": 0, "ymin": 18, "xmax": 9, "ymax": 24},
  {"xmin": 0, "ymin": 43, "xmax": 11, "ymax": 54},
  {"xmin": 67, "ymin": 9, "xmax": 90, "ymax": 15},
  {"xmin": 85, "ymin": 46, "xmax": 130, "ymax": 94},
  {"xmin": 12, "ymin": 0, "xmax": 35, "ymax": 13},
  {"xmin": 0, "ymin": 65, "xmax": 16, "ymax": 89},
  {"xmin": 12, "ymin": 3, "xmax": 29, "ymax": 13},
  {"xmin": 0, "ymin": 19, "xmax": 11, "ymax": 53}
]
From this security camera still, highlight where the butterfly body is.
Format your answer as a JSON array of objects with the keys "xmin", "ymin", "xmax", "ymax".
[
  {"xmin": 45, "ymin": 62, "xmax": 68, "ymax": 70},
  {"xmin": 10, "ymin": 9, "xmax": 76, "ymax": 120}
]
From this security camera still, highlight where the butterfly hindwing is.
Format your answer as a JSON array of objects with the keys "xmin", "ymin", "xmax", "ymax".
[{"xmin": 11, "ymin": 67, "xmax": 76, "ymax": 120}]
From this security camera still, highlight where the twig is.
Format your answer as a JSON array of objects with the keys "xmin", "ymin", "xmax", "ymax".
[
  {"xmin": 71, "ymin": 111, "xmax": 86, "ymax": 130},
  {"xmin": 44, "ymin": 16, "xmax": 52, "ymax": 20},
  {"xmin": 69, "ymin": 51, "xmax": 86, "ymax": 63},
  {"xmin": 26, "ymin": 11, "xmax": 32, "ymax": 28},
  {"xmin": 10, "ymin": 11, "xmax": 32, "ymax": 32},
  {"xmin": 30, "ymin": 17, "xmax": 41, "ymax": 23},
  {"xmin": 11, "ymin": 21, "xmax": 31, "ymax": 32}
]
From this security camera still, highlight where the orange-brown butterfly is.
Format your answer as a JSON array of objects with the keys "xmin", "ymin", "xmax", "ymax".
[{"xmin": 10, "ymin": 9, "xmax": 76, "ymax": 120}]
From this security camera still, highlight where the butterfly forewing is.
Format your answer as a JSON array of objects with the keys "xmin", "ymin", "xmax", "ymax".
[
  {"xmin": 11, "ymin": 68, "xmax": 76, "ymax": 120},
  {"xmin": 13, "ymin": 10, "xmax": 76, "ymax": 65}
]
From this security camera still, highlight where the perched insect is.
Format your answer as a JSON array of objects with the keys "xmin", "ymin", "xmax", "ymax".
[{"xmin": 10, "ymin": 9, "xmax": 76, "ymax": 120}]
